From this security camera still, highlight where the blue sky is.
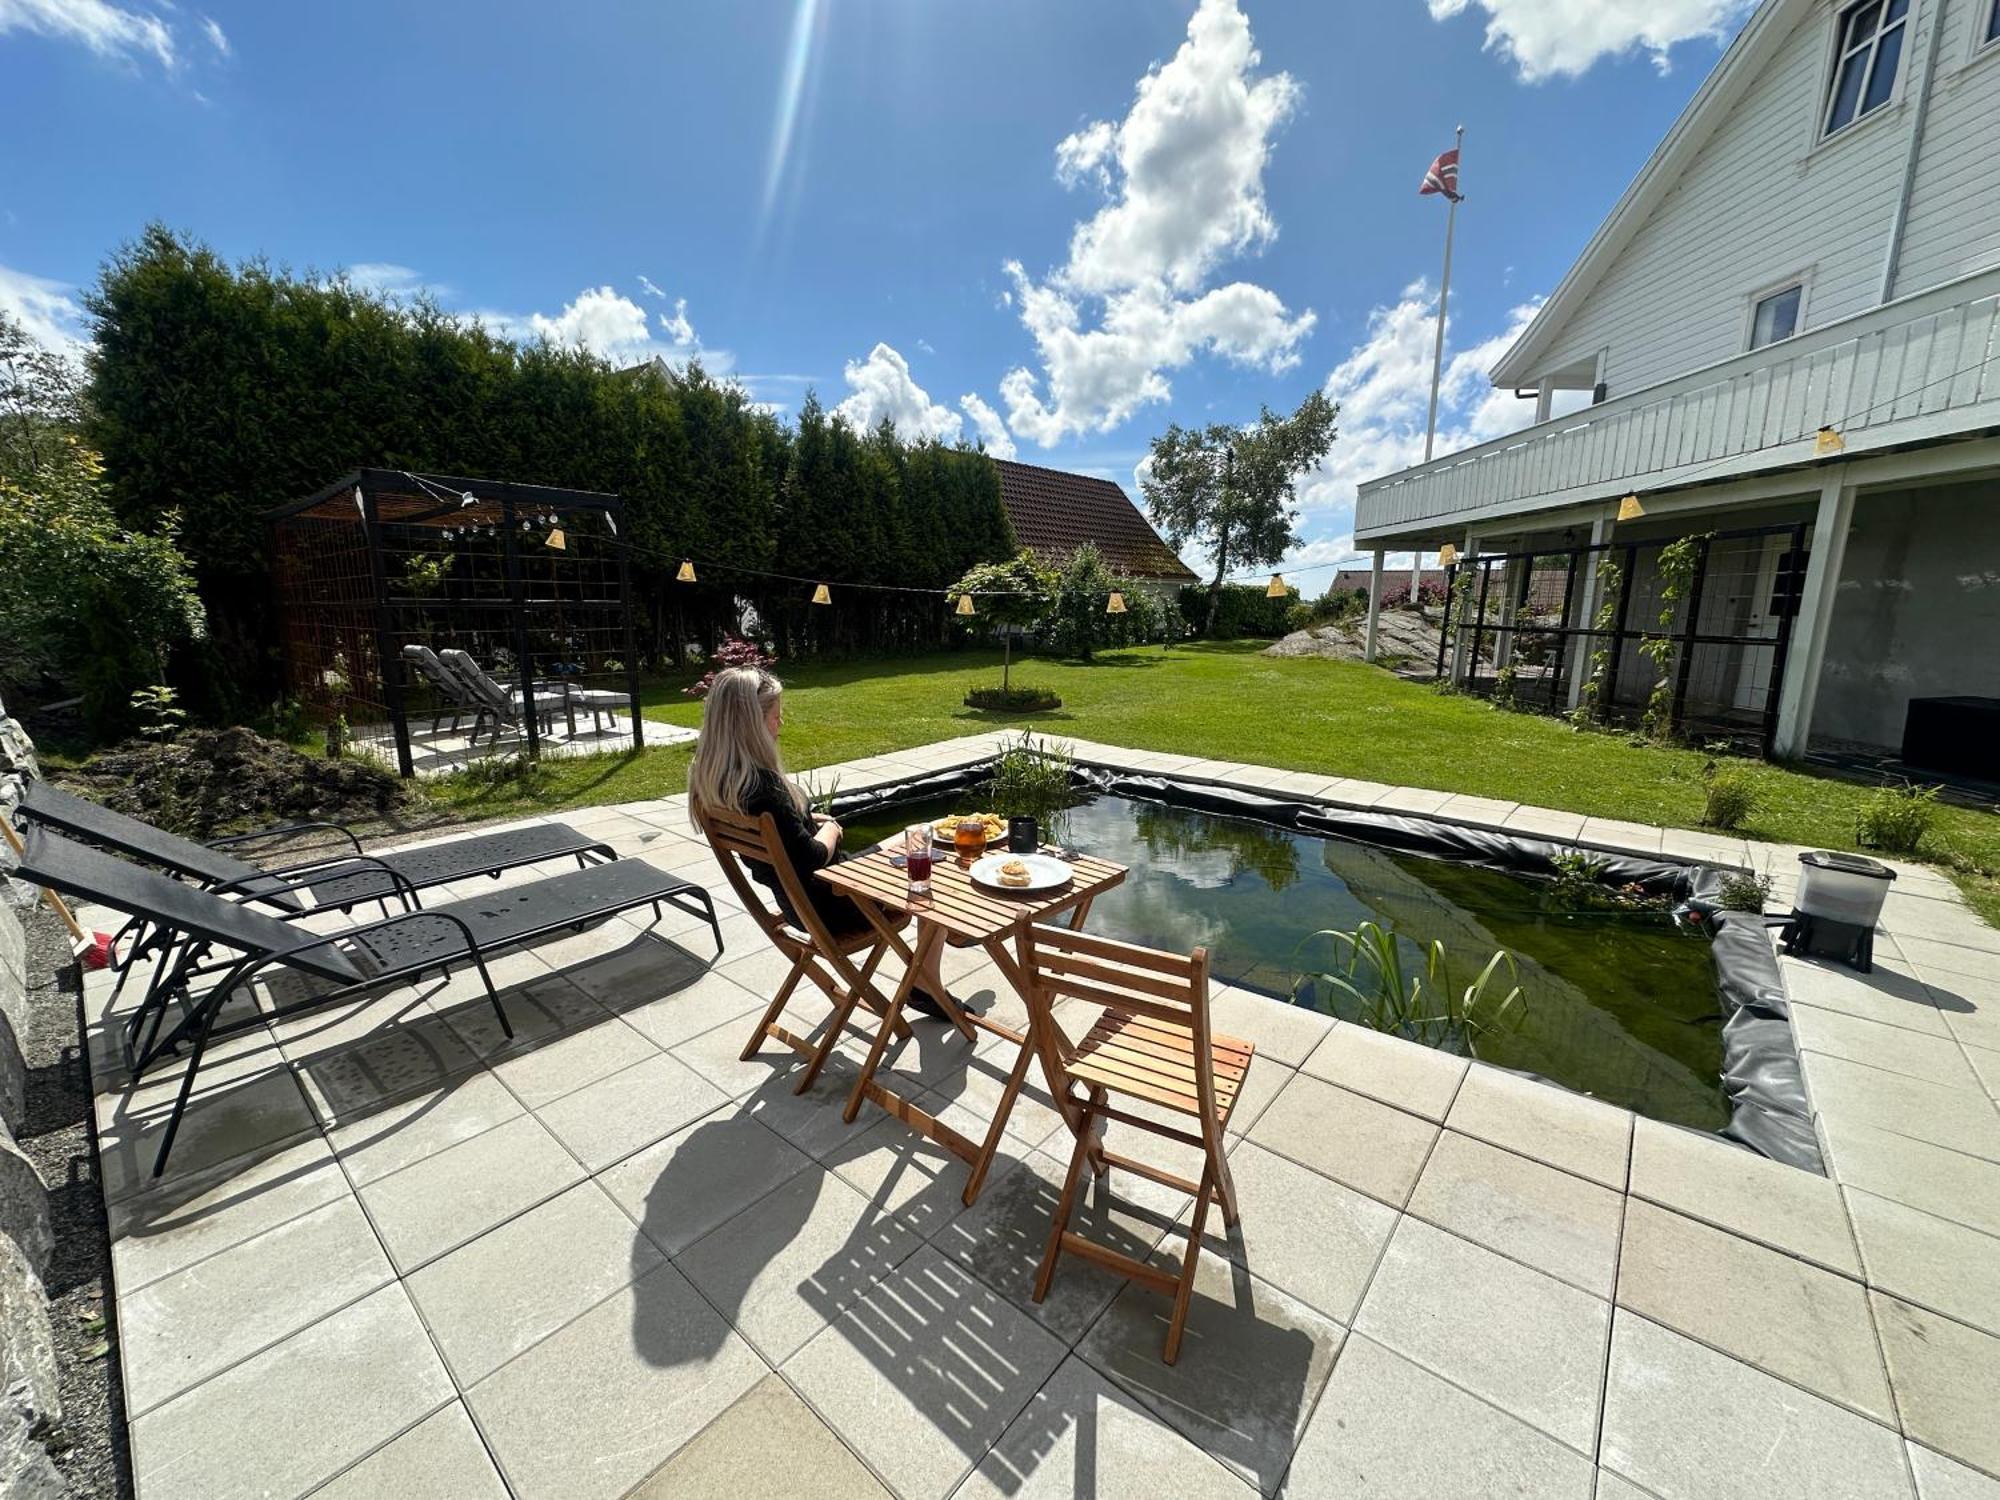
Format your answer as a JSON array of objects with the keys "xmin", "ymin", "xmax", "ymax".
[{"xmin": 0, "ymin": 0, "xmax": 1758, "ymax": 579}]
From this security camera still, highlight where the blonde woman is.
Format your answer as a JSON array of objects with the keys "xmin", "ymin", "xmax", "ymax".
[{"xmin": 689, "ymin": 666, "xmax": 950, "ymax": 1016}]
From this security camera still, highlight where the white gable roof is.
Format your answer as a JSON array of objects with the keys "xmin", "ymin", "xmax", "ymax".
[{"xmin": 1489, "ymin": 0, "xmax": 1812, "ymax": 389}]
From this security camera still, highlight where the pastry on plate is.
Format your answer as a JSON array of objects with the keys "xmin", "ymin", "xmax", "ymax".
[{"xmin": 998, "ymin": 858, "xmax": 1032, "ymax": 888}]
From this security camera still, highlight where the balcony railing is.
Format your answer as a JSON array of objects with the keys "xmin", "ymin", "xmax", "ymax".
[{"xmin": 1356, "ymin": 267, "xmax": 2000, "ymax": 542}]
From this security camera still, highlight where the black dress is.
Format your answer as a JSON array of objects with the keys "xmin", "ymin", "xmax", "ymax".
[{"xmin": 739, "ymin": 768, "xmax": 876, "ymax": 938}]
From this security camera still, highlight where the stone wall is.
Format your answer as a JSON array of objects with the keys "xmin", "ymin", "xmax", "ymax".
[{"xmin": 0, "ymin": 697, "xmax": 68, "ymax": 1499}]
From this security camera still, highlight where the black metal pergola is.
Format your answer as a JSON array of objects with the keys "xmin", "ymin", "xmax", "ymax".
[{"xmin": 268, "ymin": 469, "xmax": 644, "ymax": 777}]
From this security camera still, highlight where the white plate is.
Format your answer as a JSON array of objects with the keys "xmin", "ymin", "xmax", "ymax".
[{"xmin": 968, "ymin": 851, "xmax": 1072, "ymax": 894}]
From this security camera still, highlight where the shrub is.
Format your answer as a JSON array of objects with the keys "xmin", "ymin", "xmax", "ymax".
[
  {"xmin": 1176, "ymin": 581, "xmax": 1293, "ymax": 639},
  {"xmin": 0, "ymin": 435, "xmax": 207, "ymax": 735},
  {"xmin": 964, "ymin": 685, "xmax": 1062, "ymax": 712},
  {"xmin": 1856, "ymin": 782, "xmax": 1940, "ymax": 855},
  {"xmin": 985, "ymin": 731, "xmax": 1077, "ymax": 830},
  {"xmin": 684, "ymin": 635, "xmax": 778, "ymax": 698},
  {"xmin": 1716, "ymin": 869, "xmax": 1774, "ymax": 913},
  {"xmin": 1701, "ymin": 762, "xmax": 1758, "ymax": 830}
]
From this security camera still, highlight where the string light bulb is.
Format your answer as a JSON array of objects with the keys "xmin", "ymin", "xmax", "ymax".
[
  {"xmin": 955, "ymin": 592, "xmax": 976, "ymax": 616},
  {"xmin": 675, "ymin": 560, "xmax": 697, "ymax": 583},
  {"xmin": 1105, "ymin": 591, "xmax": 1128, "ymax": 615},
  {"xmin": 1265, "ymin": 573, "xmax": 1288, "ymax": 598},
  {"xmin": 811, "ymin": 583, "xmax": 832, "ymax": 606}
]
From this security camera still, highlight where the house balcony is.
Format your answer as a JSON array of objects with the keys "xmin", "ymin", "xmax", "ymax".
[{"xmin": 1355, "ymin": 267, "xmax": 2000, "ymax": 546}]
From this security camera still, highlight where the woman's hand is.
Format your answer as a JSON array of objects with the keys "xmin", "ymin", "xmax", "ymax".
[{"xmin": 816, "ymin": 818, "xmax": 843, "ymax": 858}]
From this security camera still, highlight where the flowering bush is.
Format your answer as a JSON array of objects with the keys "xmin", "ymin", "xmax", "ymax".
[
  {"xmin": 1379, "ymin": 580, "xmax": 1447, "ymax": 609},
  {"xmin": 684, "ymin": 635, "xmax": 779, "ymax": 698}
]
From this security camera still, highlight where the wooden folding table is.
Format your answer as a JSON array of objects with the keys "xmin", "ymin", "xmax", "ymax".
[{"xmin": 815, "ymin": 843, "xmax": 1126, "ymax": 1204}]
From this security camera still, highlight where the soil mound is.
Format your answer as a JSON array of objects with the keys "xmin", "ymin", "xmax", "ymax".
[{"xmin": 55, "ymin": 727, "xmax": 409, "ymax": 837}]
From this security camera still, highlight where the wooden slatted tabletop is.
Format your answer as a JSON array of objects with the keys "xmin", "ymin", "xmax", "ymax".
[{"xmin": 816, "ymin": 843, "xmax": 1125, "ymax": 941}]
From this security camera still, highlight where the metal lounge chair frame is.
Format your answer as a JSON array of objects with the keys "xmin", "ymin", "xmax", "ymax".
[
  {"xmin": 401, "ymin": 643, "xmax": 483, "ymax": 734},
  {"xmin": 438, "ymin": 648, "xmax": 568, "ymax": 747},
  {"xmin": 12, "ymin": 826, "xmax": 725, "ymax": 1177},
  {"xmin": 694, "ymin": 802, "xmax": 916, "ymax": 1095},
  {"xmin": 13, "ymin": 779, "xmax": 619, "ymax": 971}
]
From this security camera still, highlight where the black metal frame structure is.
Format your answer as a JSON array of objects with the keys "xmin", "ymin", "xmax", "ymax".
[
  {"xmin": 1432, "ymin": 522, "xmax": 1809, "ymax": 752},
  {"xmin": 268, "ymin": 470, "xmax": 645, "ymax": 776}
]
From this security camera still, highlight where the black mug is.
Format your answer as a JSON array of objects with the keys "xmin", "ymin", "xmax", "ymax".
[{"xmin": 1008, "ymin": 816, "xmax": 1038, "ymax": 854}]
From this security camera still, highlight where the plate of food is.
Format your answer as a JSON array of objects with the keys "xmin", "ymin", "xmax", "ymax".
[
  {"xmin": 968, "ymin": 851, "xmax": 1072, "ymax": 894},
  {"xmin": 933, "ymin": 812, "xmax": 1007, "ymax": 846}
]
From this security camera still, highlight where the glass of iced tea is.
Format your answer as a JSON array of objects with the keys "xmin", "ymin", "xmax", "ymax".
[
  {"xmin": 904, "ymin": 823, "xmax": 934, "ymax": 897},
  {"xmin": 953, "ymin": 816, "xmax": 989, "ymax": 854}
]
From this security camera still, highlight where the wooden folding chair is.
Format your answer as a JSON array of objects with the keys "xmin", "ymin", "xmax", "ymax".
[
  {"xmin": 694, "ymin": 804, "xmax": 913, "ymax": 1095},
  {"xmin": 1021, "ymin": 923, "xmax": 1252, "ymax": 1364}
]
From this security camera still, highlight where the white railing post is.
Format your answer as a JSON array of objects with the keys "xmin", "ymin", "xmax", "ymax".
[
  {"xmin": 1772, "ymin": 476, "xmax": 1858, "ymax": 758},
  {"xmin": 1364, "ymin": 550, "xmax": 1385, "ymax": 663}
]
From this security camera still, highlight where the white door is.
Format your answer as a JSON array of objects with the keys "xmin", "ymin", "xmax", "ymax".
[{"xmin": 1731, "ymin": 532, "xmax": 1791, "ymax": 712}]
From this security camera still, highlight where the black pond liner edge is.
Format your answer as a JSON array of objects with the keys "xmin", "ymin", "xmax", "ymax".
[{"xmin": 828, "ymin": 761, "xmax": 1824, "ymax": 1175}]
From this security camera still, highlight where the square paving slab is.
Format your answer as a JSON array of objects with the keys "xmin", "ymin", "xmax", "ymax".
[{"xmin": 82, "ymin": 742, "xmax": 2000, "ymax": 1499}]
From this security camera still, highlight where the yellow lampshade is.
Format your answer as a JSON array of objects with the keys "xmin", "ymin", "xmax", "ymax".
[
  {"xmin": 955, "ymin": 592, "xmax": 976, "ymax": 616},
  {"xmin": 675, "ymin": 559, "xmax": 697, "ymax": 583},
  {"xmin": 1265, "ymin": 573, "xmax": 1287, "ymax": 598},
  {"xmin": 1438, "ymin": 544, "xmax": 1458, "ymax": 566},
  {"xmin": 1815, "ymin": 425, "xmax": 1845, "ymax": 455},
  {"xmin": 1105, "ymin": 590, "xmax": 1128, "ymax": 615},
  {"xmin": 811, "ymin": 582, "xmax": 832, "ymax": 606},
  {"xmin": 544, "ymin": 527, "xmax": 567, "ymax": 551},
  {"xmin": 1617, "ymin": 495, "xmax": 1645, "ymax": 521}
]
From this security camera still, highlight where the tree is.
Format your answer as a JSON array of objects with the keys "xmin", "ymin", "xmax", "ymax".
[
  {"xmin": 948, "ymin": 550, "xmax": 1054, "ymax": 693},
  {"xmin": 1140, "ymin": 389, "xmax": 1337, "ymax": 638}
]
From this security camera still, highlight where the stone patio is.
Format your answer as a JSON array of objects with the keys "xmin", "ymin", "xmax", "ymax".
[
  {"xmin": 69, "ymin": 732, "xmax": 2000, "ymax": 1498},
  {"xmin": 346, "ymin": 715, "xmax": 697, "ymax": 777}
]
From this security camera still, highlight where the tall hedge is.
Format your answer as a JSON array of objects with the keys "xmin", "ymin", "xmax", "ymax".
[{"xmin": 84, "ymin": 225, "xmax": 1014, "ymax": 714}]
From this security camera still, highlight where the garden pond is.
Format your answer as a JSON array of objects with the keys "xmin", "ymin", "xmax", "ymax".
[{"xmin": 845, "ymin": 790, "xmax": 1727, "ymax": 1131}]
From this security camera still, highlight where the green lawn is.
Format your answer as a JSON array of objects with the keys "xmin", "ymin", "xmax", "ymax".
[{"xmin": 424, "ymin": 643, "xmax": 2000, "ymax": 925}]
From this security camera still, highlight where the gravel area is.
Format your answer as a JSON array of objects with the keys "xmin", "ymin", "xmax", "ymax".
[{"xmin": 16, "ymin": 904, "xmax": 132, "ymax": 1500}]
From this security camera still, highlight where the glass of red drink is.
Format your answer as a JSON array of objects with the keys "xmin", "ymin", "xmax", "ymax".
[{"xmin": 903, "ymin": 823, "xmax": 934, "ymax": 897}]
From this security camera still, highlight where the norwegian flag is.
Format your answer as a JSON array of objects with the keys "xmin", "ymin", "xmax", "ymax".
[{"xmin": 1420, "ymin": 147, "xmax": 1461, "ymax": 202}]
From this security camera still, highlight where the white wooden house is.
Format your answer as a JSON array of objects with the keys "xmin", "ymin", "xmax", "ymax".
[{"xmin": 1357, "ymin": 0, "xmax": 2000, "ymax": 761}]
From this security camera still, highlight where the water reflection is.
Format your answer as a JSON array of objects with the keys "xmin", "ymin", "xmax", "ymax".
[{"xmin": 843, "ymin": 791, "xmax": 1727, "ymax": 1130}]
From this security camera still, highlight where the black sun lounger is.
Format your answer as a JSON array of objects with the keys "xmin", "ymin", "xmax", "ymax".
[
  {"xmin": 16, "ymin": 779, "xmax": 618, "ymax": 923},
  {"xmin": 12, "ymin": 827, "xmax": 724, "ymax": 1177}
]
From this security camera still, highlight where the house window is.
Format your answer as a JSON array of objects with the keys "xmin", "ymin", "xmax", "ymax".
[
  {"xmin": 1750, "ymin": 284, "xmax": 1803, "ymax": 349},
  {"xmin": 1824, "ymin": 0, "xmax": 1909, "ymax": 136},
  {"xmin": 1987, "ymin": 0, "xmax": 1999, "ymax": 44}
]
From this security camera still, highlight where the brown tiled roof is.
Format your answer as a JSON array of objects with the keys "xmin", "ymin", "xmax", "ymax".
[
  {"xmin": 993, "ymin": 459, "xmax": 1197, "ymax": 582},
  {"xmin": 1327, "ymin": 567, "xmax": 1448, "ymax": 594}
]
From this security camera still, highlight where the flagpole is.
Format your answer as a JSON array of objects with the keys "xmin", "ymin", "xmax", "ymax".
[
  {"xmin": 1419, "ymin": 124, "xmax": 1463, "ymax": 604},
  {"xmin": 1423, "ymin": 123, "xmax": 1462, "ymax": 465}
]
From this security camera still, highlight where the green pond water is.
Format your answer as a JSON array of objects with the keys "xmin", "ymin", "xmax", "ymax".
[{"xmin": 844, "ymin": 792, "xmax": 1728, "ymax": 1131}]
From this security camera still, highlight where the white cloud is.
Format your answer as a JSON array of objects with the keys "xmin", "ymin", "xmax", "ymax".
[
  {"xmin": 1000, "ymin": 0, "xmax": 1313, "ymax": 446},
  {"xmin": 527, "ymin": 285, "xmax": 653, "ymax": 360},
  {"xmin": 1290, "ymin": 281, "xmax": 1544, "ymax": 544},
  {"xmin": 344, "ymin": 262, "xmax": 429, "ymax": 298},
  {"xmin": 0, "ymin": 0, "xmax": 181, "ymax": 69},
  {"xmin": 657, "ymin": 297, "xmax": 697, "ymax": 349},
  {"xmin": 834, "ymin": 342, "xmax": 962, "ymax": 442},
  {"xmin": 959, "ymin": 393, "xmax": 1017, "ymax": 459},
  {"xmin": 199, "ymin": 14, "xmax": 227, "ymax": 57},
  {"xmin": 636, "ymin": 274, "xmax": 666, "ymax": 300},
  {"xmin": 1426, "ymin": 0, "xmax": 1753, "ymax": 81},
  {"xmin": 0, "ymin": 263, "xmax": 89, "ymax": 359}
]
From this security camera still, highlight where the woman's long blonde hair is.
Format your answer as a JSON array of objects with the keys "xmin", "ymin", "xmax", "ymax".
[{"xmin": 687, "ymin": 666, "xmax": 805, "ymax": 823}]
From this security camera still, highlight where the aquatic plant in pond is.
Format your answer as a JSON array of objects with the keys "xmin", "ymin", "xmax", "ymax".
[{"xmin": 1291, "ymin": 921, "xmax": 1525, "ymax": 1057}]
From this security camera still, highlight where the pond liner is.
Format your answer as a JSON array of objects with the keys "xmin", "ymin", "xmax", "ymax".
[{"xmin": 828, "ymin": 761, "xmax": 1823, "ymax": 1174}]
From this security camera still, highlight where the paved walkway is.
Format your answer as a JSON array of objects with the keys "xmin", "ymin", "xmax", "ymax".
[{"xmin": 73, "ymin": 732, "xmax": 2000, "ymax": 1498}]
